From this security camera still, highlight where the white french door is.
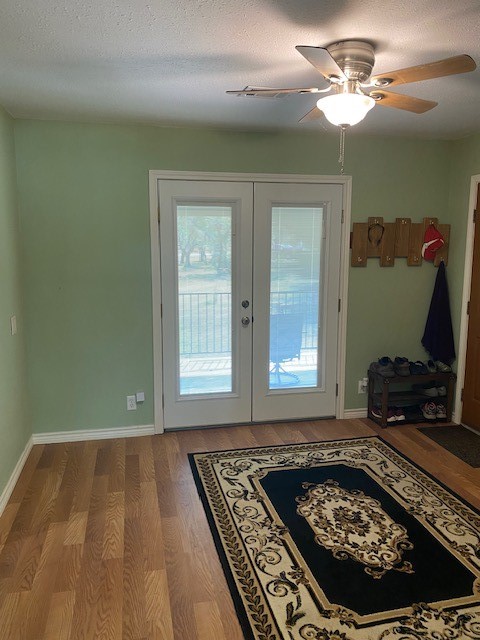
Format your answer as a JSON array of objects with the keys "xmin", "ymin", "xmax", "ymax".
[
  {"xmin": 159, "ymin": 180, "xmax": 253, "ymax": 428},
  {"xmin": 252, "ymin": 183, "xmax": 343, "ymax": 421},
  {"xmin": 157, "ymin": 178, "xmax": 343, "ymax": 430}
]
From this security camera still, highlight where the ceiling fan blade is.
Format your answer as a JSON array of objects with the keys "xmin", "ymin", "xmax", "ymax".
[
  {"xmin": 298, "ymin": 107, "xmax": 324, "ymax": 123},
  {"xmin": 370, "ymin": 89, "xmax": 438, "ymax": 113},
  {"xmin": 226, "ymin": 86, "xmax": 324, "ymax": 98},
  {"xmin": 295, "ymin": 46, "xmax": 347, "ymax": 82},
  {"xmin": 370, "ymin": 54, "xmax": 476, "ymax": 88}
]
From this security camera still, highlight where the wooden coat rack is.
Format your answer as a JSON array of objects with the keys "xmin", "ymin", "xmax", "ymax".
[{"xmin": 351, "ymin": 217, "xmax": 450, "ymax": 267}]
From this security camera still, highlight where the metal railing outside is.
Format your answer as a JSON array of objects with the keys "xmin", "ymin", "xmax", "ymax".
[{"xmin": 179, "ymin": 291, "xmax": 318, "ymax": 355}]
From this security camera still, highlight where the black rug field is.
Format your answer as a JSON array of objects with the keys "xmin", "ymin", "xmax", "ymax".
[
  {"xmin": 190, "ymin": 437, "xmax": 480, "ymax": 640},
  {"xmin": 418, "ymin": 425, "xmax": 480, "ymax": 467}
]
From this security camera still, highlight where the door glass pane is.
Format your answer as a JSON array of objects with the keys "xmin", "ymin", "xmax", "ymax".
[
  {"xmin": 176, "ymin": 204, "xmax": 232, "ymax": 395},
  {"xmin": 269, "ymin": 206, "xmax": 324, "ymax": 390}
]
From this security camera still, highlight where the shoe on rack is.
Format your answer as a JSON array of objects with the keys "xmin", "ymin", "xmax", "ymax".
[
  {"xmin": 425, "ymin": 360, "xmax": 437, "ymax": 373},
  {"xmin": 420, "ymin": 401, "xmax": 437, "ymax": 420},
  {"xmin": 386, "ymin": 408, "xmax": 397, "ymax": 423},
  {"xmin": 371, "ymin": 406, "xmax": 396, "ymax": 423},
  {"xmin": 410, "ymin": 361, "xmax": 428, "ymax": 375},
  {"xmin": 394, "ymin": 407, "xmax": 405, "ymax": 422},
  {"xmin": 394, "ymin": 357, "xmax": 410, "ymax": 376},
  {"xmin": 436, "ymin": 404, "xmax": 447, "ymax": 419},
  {"xmin": 434, "ymin": 361, "xmax": 452, "ymax": 373},
  {"xmin": 412, "ymin": 382, "xmax": 438, "ymax": 397},
  {"xmin": 369, "ymin": 357, "xmax": 395, "ymax": 378},
  {"xmin": 371, "ymin": 406, "xmax": 382, "ymax": 419},
  {"xmin": 436, "ymin": 385, "xmax": 447, "ymax": 396}
]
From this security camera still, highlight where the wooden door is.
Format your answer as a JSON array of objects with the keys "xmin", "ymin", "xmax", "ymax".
[{"xmin": 462, "ymin": 184, "xmax": 480, "ymax": 429}]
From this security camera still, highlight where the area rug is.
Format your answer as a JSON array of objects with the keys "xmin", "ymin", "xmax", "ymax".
[
  {"xmin": 418, "ymin": 425, "xmax": 480, "ymax": 467},
  {"xmin": 189, "ymin": 436, "xmax": 480, "ymax": 640}
]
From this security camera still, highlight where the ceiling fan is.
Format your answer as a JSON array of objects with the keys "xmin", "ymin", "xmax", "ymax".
[{"xmin": 227, "ymin": 40, "xmax": 476, "ymax": 128}]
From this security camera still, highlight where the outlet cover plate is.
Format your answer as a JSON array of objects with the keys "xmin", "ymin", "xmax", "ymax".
[{"xmin": 127, "ymin": 395, "xmax": 137, "ymax": 410}]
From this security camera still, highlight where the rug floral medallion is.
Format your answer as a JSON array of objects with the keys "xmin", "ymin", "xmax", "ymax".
[{"xmin": 189, "ymin": 437, "xmax": 480, "ymax": 640}]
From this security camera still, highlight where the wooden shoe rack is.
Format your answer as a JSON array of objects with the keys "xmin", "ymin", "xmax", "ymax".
[{"xmin": 367, "ymin": 370, "xmax": 456, "ymax": 428}]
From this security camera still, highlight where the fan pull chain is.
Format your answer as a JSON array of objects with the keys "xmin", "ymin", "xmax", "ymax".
[{"xmin": 338, "ymin": 125, "xmax": 347, "ymax": 175}]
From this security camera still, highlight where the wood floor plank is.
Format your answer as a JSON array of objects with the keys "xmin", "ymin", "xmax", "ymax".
[
  {"xmin": 54, "ymin": 543, "xmax": 84, "ymax": 593},
  {"xmin": 0, "ymin": 591, "xmax": 30, "ymax": 640},
  {"xmin": 7, "ymin": 530, "xmax": 48, "ymax": 592},
  {"xmin": 94, "ymin": 558, "xmax": 123, "ymax": 640},
  {"xmin": 194, "ymin": 601, "xmax": 228, "ymax": 640},
  {"xmin": 102, "ymin": 492, "xmax": 124, "ymax": 561},
  {"xmin": 108, "ymin": 439, "xmax": 126, "ymax": 494},
  {"xmin": 140, "ymin": 481, "xmax": 165, "ymax": 572},
  {"xmin": 69, "ymin": 540, "xmax": 106, "ymax": 640},
  {"xmin": 64, "ymin": 511, "xmax": 88, "ymax": 546},
  {"xmin": 43, "ymin": 590, "xmax": 76, "ymax": 640},
  {"xmin": 123, "ymin": 517, "xmax": 147, "ymax": 640},
  {"xmin": 144, "ymin": 569, "xmax": 174, "ymax": 639},
  {"xmin": 21, "ymin": 521, "xmax": 67, "ymax": 640},
  {"xmin": 0, "ymin": 419, "xmax": 478, "ymax": 639}
]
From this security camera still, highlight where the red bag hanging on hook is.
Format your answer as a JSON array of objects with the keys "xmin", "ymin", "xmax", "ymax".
[{"xmin": 422, "ymin": 224, "xmax": 444, "ymax": 261}]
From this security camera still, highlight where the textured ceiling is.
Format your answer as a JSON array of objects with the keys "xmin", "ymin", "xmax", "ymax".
[{"xmin": 1, "ymin": 0, "xmax": 480, "ymax": 138}]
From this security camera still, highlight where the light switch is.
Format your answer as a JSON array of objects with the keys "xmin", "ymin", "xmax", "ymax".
[{"xmin": 136, "ymin": 391, "xmax": 145, "ymax": 403}]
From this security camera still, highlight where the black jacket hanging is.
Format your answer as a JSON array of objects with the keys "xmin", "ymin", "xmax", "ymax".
[{"xmin": 421, "ymin": 261, "xmax": 456, "ymax": 364}]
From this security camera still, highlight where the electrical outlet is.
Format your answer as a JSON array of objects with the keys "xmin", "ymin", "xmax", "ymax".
[
  {"xmin": 358, "ymin": 379, "xmax": 367, "ymax": 394},
  {"xmin": 127, "ymin": 395, "xmax": 137, "ymax": 411}
]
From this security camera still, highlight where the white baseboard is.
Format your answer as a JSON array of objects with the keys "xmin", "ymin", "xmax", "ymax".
[
  {"xmin": 0, "ymin": 436, "xmax": 33, "ymax": 516},
  {"xmin": 32, "ymin": 424, "xmax": 155, "ymax": 445},
  {"xmin": 343, "ymin": 408, "xmax": 368, "ymax": 419}
]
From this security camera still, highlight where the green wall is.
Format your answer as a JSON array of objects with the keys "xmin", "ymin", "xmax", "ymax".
[
  {"xmin": 0, "ymin": 108, "xmax": 30, "ymax": 492},
  {"xmin": 14, "ymin": 120, "xmax": 453, "ymax": 432}
]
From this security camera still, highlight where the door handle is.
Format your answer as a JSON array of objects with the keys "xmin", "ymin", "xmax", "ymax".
[
  {"xmin": 241, "ymin": 299, "xmax": 250, "ymax": 308},
  {"xmin": 241, "ymin": 316, "xmax": 250, "ymax": 326}
]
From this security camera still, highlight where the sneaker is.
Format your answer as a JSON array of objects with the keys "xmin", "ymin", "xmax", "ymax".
[
  {"xmin": 413, "ymin": 382, "xmax": 438, "ymax": 397},
  {"xmin": 369, "ymin": 357, "xmax": 395, "ymax": 377},
  {"xmin": 436, "ymin": 385, "xmax": 447, "ymax": 396},
  {"xmin": 371, "ymin": 406, "xmax": 382, "ymax": 419},
  {"xmin": 425, "ymin": 360, "xmax": 437, "ymax": 373},
  {"xmin": 371, "ymin": 406, "xmax": 396, "ymax": 423},
  {"xmin": 386, "ymin": 408, "xmax": 397, "ymax": 423},
  {"xmin": 410, "ymin": 361, "xmax": 428, "ymax": 375},
  {"xmin": 420, "ymin": 401, "xmax": 437, "ymax": 420},
  {"xmin": 394, "ymin": 407, "xmax": 405, "ymax": 421},
  {"xmin": 436, "ymin": 404, "xmax": 447, "ymax": 419},
  {"xmin": 434, "ymin": 361, "xmax": 452, "ymax": 373},
  {"xmin": 393, "ymin": 357, "xmax": 410, "ymax": 376}
]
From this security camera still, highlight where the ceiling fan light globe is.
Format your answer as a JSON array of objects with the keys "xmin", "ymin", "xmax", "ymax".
[{"xmin": 317, "ymin": 93, "xmax": 375, "ymax": 126}]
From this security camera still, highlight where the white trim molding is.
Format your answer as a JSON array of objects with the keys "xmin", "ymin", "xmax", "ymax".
[
  {"xmin": 32, "ymin": 424, "xmax": 155, "ymax": 445},
  {"xmin": 454, "ymin": 174, "xmax": 480, "ymax": 421},
  {"xmin": 149, "ymin": 170, "xmax": 352, "ymax": 428},
  {"xmin": 0, "ymin": 436, "xmax": 33, "ymax": 516},
  {"xmin": 343, "ymin": 408, "xmax": 368, "ymax": 419}
]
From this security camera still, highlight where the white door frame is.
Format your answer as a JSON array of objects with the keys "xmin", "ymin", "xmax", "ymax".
[
  {"xmin": 453, "ymin": 173, "xmax": 480, "ymax": 423},
  {"xmin": 149, "ymin": 170, "xmax": 352, "ymax": 434}
]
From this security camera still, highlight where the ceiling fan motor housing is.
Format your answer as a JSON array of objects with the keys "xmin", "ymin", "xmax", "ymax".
[{"xmin": 327, "ymin": 40, "xmax": 375, "ymax": 83}]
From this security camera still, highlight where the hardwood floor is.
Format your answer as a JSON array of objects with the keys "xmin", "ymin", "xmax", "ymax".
[{"xmin": 0, "ymin": 418, "xmax": 479, "ymax": 639}]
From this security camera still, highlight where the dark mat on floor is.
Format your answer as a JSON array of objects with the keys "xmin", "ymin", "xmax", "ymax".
[
  {"xmin": 418, "ymin": 425, "xmax": 480, "ymax": 467},
  {"xmin": 189, "ymin": 437, "xmax": 480, "ymax": 639}
]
